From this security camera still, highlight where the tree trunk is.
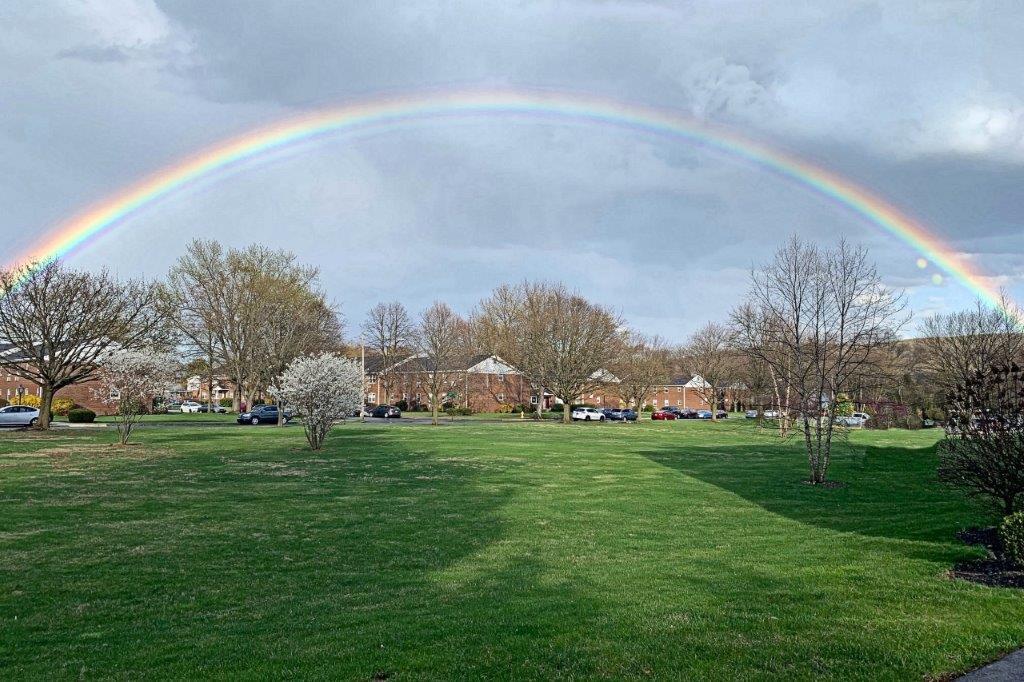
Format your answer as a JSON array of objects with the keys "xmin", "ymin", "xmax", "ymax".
[
  {"xmin": 38, "ymin": 385, "xmax": 54, "ymax": 429},
  {"xmin": 562, "ymin": 399, "xmax": 571, "ymax": 424},
  {"xmin": 710, "ymin": 390, "xmax": 718, "ymax": 421},
  {"xmin": 431, "ymin": 398, "xmax": 439, "ymax": 426}
]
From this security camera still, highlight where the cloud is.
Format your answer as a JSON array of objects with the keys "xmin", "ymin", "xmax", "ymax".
[{"xmin": 0, "ymin": 0, "xmax": 1022, "ymax": 338}]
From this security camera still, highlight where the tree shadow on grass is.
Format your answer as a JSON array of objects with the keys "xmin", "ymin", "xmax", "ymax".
[
  {"xmin": 639, "ymin": 436, "xmax": 986, "ymax": 550},
  {"xmin": 0, "ymin": 426, "xmax": 543, "ymax": 677}
]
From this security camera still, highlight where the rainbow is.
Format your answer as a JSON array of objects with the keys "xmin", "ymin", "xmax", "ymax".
[{"xmin": 10, "ymin": 87, "xmax": 1009, "ymax": 310}]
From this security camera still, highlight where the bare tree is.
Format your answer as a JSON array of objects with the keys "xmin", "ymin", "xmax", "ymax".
[
  {"xmin": 732, "ymin": 236, "xmax": 907, "ymax": 485},
  {"xmin": 680, "ymin": 322, "xmax": 734, "ymax": 421},
  {"xmin": 918, "ymin": 295, "xmax": 1023, "ymax": 399},
  {"xmin": 612, "ymin": 333, "xmax": 670, "ymax": 414},
  {"xmin": 475, "ymin": 282, "xmax": 622, "ymax": 423},
  {"xmin": 167, "ymin": 240, "xmax": 334, "ymax": 414},
  {"xmin": 361, "ymin": 302, "xmax": 413, "ymax": 405},
  {"xmin": 0, "ymin": 260, "xmax": 169, "ymax": 429},
  {"xmin": 413, "ymin": 302, "xmax": 467, "ymax": 425}
]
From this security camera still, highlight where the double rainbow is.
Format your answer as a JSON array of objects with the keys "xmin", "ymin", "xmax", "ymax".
[{"xmin": 10, "ymin": 87, "xmax": 1007, "ymax": 310}]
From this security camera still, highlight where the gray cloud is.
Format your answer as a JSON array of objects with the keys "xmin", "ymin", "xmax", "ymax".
[{"xmin": 1, "ymin": 0, "xmax": 1022, "ymax": 339}]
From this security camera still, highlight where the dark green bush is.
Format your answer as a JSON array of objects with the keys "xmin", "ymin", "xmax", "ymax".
[
  {"xmin": 395, "ymin": 399, "xmax": 409, "ymax": 411},
  {"xmin": 642, "ymin": 405, "xmax": 654, "ymax": 412},
  {"xmin": 1000, "ymin": 513, "xmax": 1024, "ymax": 568},
  {"xmin": 444, "ymin": 406, "xmax": 474, "ymax": 416},
  {"xmin": 219, "ymin": 398, "xmax": 233, "ymax": 408},
  {"xmin": 67, "ymin": 408, "xmax": 96, "ymax": 423}
]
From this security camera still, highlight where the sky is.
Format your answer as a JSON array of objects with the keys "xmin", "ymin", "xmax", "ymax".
[{"xmin": 2, "ymin": 0, "xmax": 1023, "ymax": 340}]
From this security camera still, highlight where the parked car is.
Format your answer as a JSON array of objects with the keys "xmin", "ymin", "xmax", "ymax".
[
  {"xmin": 677, "ymin": 408, "xmax": 698, "ymax": 419},
  {"xmin": 745, "ymin": 409, "xmax": 759, "ymax": 419},
  {"xmin": 0, "ymin": 405, "xmax": 40, "ymax": 427},
  {"xmin": 716, "ymin": 410, "xmax": 729, "ymax": 419},
  {"xmin": 237, "ymin": 405, "xmax": 292, "ymax": 425},
  {"xmin": 370, "ymin": 405, "xmax": 401, "ymax": 418},
  {"xmin": 852, "ymin": 411, "xmax": 870, "ymax": 422},
  {"xmin": 180, "ymin": 401, "xmax": 203, "ymax": 413},
  {"xmin": 572, "ymin": 407, "xmax": 605, "ymax": 421},
  {"xmin": 601, "ymin": 408, "xmax": 638, "ymax": 422},
  {"xmin": 696, "ymin": 410, "xmax": 713, "ymax": 419},
  {"xmin": 763, "ymin": 409, "xmax": 780, "ymax": 419},
  {"xmin": 662, "ymin": 406, "xmax": 686, "ymax": 418},
  {"xmin": 651, "ymin": 409, "xmax": 677, "ymax": 420},
  {"xmin": 350, "ymin": 406, "xmax": 371, "ymax": 417},
  {"xmin": 835, "ymin": 415, "xmax": 862, "ymax": 427},
  {"xmin": 196, "ymin": 403, "xmax": 227, "ymax": 413},
  {"xmin": 164, "ymin": 402, "xmax": 183, "ymax": 413}
]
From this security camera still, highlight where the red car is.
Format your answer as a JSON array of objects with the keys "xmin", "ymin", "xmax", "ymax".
[{"xmin": 651, "ymin": 409, "xmax": 677, "ymax": 420}]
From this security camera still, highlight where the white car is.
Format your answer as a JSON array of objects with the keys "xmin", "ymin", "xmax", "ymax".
[
  {"xmin": 180, "ymin": 401, "xmax": 203, "ymax": 413},
  {"xmin": 571, "ymin": 407, "xmax": 605, "ymax": 421},
  {"xmin": 0, "ymin": 405, "xmax": 40, "ymax": 427},
  {"xmin": 763, "ymin": 409, "xmax": 781, "ymax": 419},
  {"xmin": 835, "ymin": 412, "xmax": 870, "ymax": 427}
]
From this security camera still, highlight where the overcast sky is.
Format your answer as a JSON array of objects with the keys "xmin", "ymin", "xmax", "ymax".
[{"xmin": 2, "ymin": 1, "xmax": 1022, "ymax": 339}]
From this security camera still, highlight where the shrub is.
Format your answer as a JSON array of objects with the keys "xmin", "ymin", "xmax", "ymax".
[
  {"xmin": 51, "ymin": 397, "xmax": 77, "ymax": 416},
  {"xmin": 512, "ymin": 403, "xmax": 532, "ymax": 414},
  {"xmin": 495, "ymin": 403, "xmax": 514, "ymax": 413},
  {"xmin": 11, "ymin": 393, "xmax": 41, "ymax": 408},
  {"xmin": 925, "ymin": 406, "xmax": 947, "ymax": 422},
  {"xmin": 834, "ymin": 393, "xmax": 854, "ymax": 417},
  {"xmin": 445, "ymin": 406, "xmax": 474, "ymax": 416},
  {"xmin": 550, "ymin": 403, "xmax": 564, "ymax": 412},
  {"xmin": 67, "ymin": 408, "xmax": 96, "ymax": 423},
  {"xmin": 642, "ymin": 404, "xmax": 654, "ymax": 412},
  {"xmin": 219, "ymin": 398, "xmax": 233, "ymax": 408},
  {"xmin": 395, "ymin": 399, "xmax": 409, "ymax": 411},
  {"xmin": 1000, "ymin": 513, "xmax": 1024, "ymax": 568},
  {"xmin": 0, "ymin": 398, "xmax": 7, "ymax": 408}
]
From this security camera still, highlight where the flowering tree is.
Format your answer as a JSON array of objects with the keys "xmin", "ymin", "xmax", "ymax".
[
  {"xmin": 95, "ymin": 348, "xmax": 176, "ymax": 445},
  {"xmin": 271, "ymin": 353, "xmax": 362, "ymax": 450}
]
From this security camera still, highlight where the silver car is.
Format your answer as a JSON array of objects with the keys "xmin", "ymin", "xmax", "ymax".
[{"xmin": 0, "ymin": 405, "xmax": 40, "ymax": 427}]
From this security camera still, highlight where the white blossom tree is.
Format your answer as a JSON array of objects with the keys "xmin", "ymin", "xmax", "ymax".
[
  {"xmin": 95, "ymin": 348, "xmax": 177, "ymax": 445},
  {"xmin": 271, "ymin": 353, "xmax": 362, "ymax": 450}
]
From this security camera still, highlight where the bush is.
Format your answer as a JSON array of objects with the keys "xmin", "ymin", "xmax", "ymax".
[
  {"xmin": 11, "ymin": 393, "xmax": 41, "ymax": 408},
  {"xmin": 0, "ymin": 398, "xmax": 7, "ymax": 408},
  {"xmin": 67, "ymin": 408, "xmax": 96, "ymax": 423},
  {"xmin": 445, "ymin": 406, "xmax": 474, "ymax": 416},
  {"xmin": 550, "ymin": 403, "xmax": 564, "ymax": 412},
  {"xmin": 495, "ymin": 403, "xmax": 514, "ymax": 413},
  {"xmin": 512, "ymin": 403, "xmax": 532, "ymax": 414},
  {"xmin": 642, "ymin": 404, "xmax": 654, "ymax": 412},
  {"xmin": 219, "ymin": 398, "xmax": 233, "ymax": 408},
  {"xmin": 925, "ymin": 406, "xmax": 947, "ymax": 422},
  {"xmin": 51, "ymin": 397, "xmax": 77, "ymax": 416},
  {"xmin": 1000, "ymin": 513, "xmax": 1024, "ymax": 568},
  {"xmin": 395, "ymin": 399, "xmax": 409, "ymax": 411}
]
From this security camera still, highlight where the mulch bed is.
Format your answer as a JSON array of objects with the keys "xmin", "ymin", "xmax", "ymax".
[{"xmin": 951, "ymin": 526, "xmax": 1024, "ymax": 588}]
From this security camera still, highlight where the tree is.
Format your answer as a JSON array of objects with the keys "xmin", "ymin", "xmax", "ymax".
[
  {"xmin": 361, "ymin": 302, "xmax": 413, "ymax": 406},
  {"xmin": 95, "ymin": 348, "xmax": 176, "ymax": 445},
  {"xmin": 732, "ymin": 236, "xmax": 907, "ymax": 485},
  {"xmin": 167, "ymin": 240, "xmax": 339, "ymax": 415},
  {"xmin": 475, "ymin": 282, "xmax": 622, "ymax": 423},
  {"xmin": 271, "ymin": 353, "xmax": 362, "ymax": 450},
  {"xmin": 0, "ymin": 260, "xmax": 169, "ymax": 429},
  {"xmin": 918, "ymin": 295, "xmax": 1023, "ymax": 400},
  {"xmin": 413, "ymin": 302, "xmax": 467, "ymax": 426},
  {"xmin": 612, "ymin": 334, "xmax": 669, "ymax": 414},
  {"xmin": 680, "ymin": 322, "xmax": 734, "ymax": 421},
  {"xmin": 939, "ymin": 360, "xmax": 1024, "ymax": 515}
]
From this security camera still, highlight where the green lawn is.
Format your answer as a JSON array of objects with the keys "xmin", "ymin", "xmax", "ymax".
[{"xmin": 1, "ymin": 421, "xmax": 1021, "ymax": 679}]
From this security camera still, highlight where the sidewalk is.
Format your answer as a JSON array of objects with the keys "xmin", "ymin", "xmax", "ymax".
[{"xmin": 959, "ymin": 649, "xmax": 1024, "ymax": 681}]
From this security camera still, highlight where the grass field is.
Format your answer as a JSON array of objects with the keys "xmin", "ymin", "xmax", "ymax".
[{"xmin": 1, "ymin": 420, "xmax": 1021, "ymax": 679}]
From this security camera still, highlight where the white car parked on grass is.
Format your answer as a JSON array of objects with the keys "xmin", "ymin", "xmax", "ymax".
[
  {"xmin": 571, "ymin": 407, "xmax": 606, "ymax": 421},
  {"xmin": 179, "ymin": 401, "xmax": 203, "ymax": 413},
  {"xmin": 0, "ymin": 405, "xmax": 40, "ymax": 427},
  {"xmin": 836, "ymin": 412, "xmax": 870, "ymax": 427}
]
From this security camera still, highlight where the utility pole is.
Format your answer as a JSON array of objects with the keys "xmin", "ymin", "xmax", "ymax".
[{"xmin": 360, "ymin": 342, "xmax": 366, "ymax": 423}]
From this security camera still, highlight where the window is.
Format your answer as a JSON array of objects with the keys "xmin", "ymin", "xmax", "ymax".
[
  {"xmin": 664, "ymin": 387, "xmax": 669, "ymax": 393},
  {"xmin": 496, "ymin": 393, "xmax": 505, "ymax": 402},
  {"xmin": 530, "ymin": 395, "xmax": 538, "ymax": 405},
  {"xmin": 663, "ymin": 399, "xmax": 669, "ymax": 406}
]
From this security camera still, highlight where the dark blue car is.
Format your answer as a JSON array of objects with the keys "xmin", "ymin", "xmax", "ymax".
[
  {"xmin": 602, "ymin": 408, "xmax": 638, "ymax": 422},
  {"xmin": 237, "ymin": 405, "xmax": 292, "ymax": 425}
]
